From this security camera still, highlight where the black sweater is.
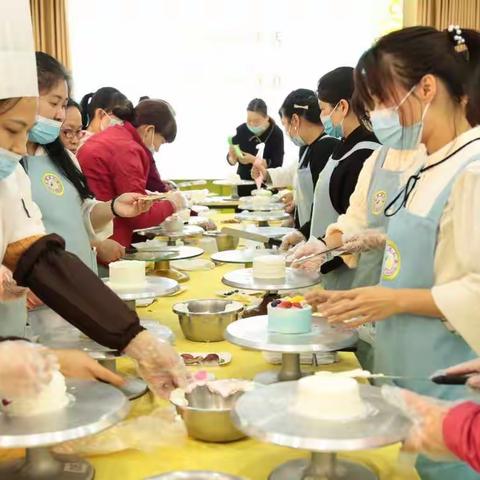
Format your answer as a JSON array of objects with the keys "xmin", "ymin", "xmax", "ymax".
[
  {"xmin": 294, "ymin": 133, "xmax": 340, "ymax": 232},
  {"xmin": 228, "ymin": 120, "xmax": 284, "ymax": 196}
]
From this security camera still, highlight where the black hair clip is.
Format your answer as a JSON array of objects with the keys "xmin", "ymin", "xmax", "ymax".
[{"xmin": 447, "ymin": 25, "xmax": 470, "ymax": 60}]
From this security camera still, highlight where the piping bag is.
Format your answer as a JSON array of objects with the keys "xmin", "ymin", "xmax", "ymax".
[{"xmin": 253, "ymin": 142, "xmax": 266, "ymax": 190}]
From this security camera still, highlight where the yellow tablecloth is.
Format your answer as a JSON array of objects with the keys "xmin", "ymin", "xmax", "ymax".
[{"xmin": 0, "ymin": 214, "xmax": 419, "ymax": 480}]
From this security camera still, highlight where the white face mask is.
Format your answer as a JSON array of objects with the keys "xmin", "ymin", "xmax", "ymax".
[
  {"xmin": 100, "ymin": 112, "xmax": 122, "ymax": 131},
  {"xmin": 147, "ymin": 127, "xmax": 158, "ymax": 153}
]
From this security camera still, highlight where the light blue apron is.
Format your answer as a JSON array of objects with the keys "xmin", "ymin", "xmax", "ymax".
[
  {"xmin": 22, "ymin": 154, "xmax": 98, "ymax": 338},
  {"xmin": 352, "ymin": 147, "xmax": 402, "ymax": 370},
  {"xmin": 23, "ymin": 154, "xmax": 97, "ymax": 272},
  {"xmin": 310, "ymin": 141, "xmax": 380, "ymax": 290},
  {"xmin": 376, "ymin": 157, "xmax": 480, "ymax": 480},
  {"xmin": 0, "ymin": 297, "xmax": 27, "ymax": 337}
]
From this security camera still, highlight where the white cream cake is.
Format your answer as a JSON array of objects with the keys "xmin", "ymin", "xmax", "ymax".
[
  {"xmin": 109, "ymin": 260, "xmax": 147, "ymax": 290},
  {"xmin": 292, "ymin": 372, "xmax": 367, "ymax": 421},
  {"xmin": 226, "ymin": 173, "xmax": 241, "ymax": 184},
  {"xmin": 253, "ymin": 255, "xmax": 286, "ymax": 279},
  {"xmin": 1, "ymin": 371, "xmax": 70, "ymax": 417}
]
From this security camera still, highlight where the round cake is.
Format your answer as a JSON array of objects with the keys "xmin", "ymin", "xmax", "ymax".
[
  {"xmin": 1, "ymin": 371, "xmax": 70, "ymax": 417},
  {"xmin": 226, "ymin": 173, "xmax": 241, "ymax": 184},
  {"xmin": 253, "ymin": 255, "xmax": 286, "ymax": 279},
  {"xmin": 162, "ymin": 215, "xmax": 183, "ymax": 233},
  {"xmin": 252, "ymin": 195, "xmax": 271, "ymax": 208},
  {"xmin": 109, "ymin": 260, "xmax": 147, "ymax": 290},
  {"xmin": 292, "ymin": 372, "xmax": 368, "ymax": 421},
  {"xmin": 267, "ymin": 296, "xmax": 312, "ymax": 334},
  {"xmin": 252, "ymin": 189, "xmax": 272, "ymax": 197}
]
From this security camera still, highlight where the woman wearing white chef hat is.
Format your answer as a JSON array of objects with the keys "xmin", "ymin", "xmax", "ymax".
[{"xmin": 0, "ymin": 0, "xmax": 187, "ymax": 399}]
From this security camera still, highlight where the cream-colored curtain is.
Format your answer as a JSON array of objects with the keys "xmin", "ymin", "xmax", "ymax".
[
  {"xmin": 30, "ymin": 0, "xmax": 71, "ymax": 69},
  {"xmin": 417, "ymin": 0, "xmax": 480, "ymax": 30}
]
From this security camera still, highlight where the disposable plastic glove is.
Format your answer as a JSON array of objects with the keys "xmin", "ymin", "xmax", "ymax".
[
  {"xmin": 0, "ymin": 341, "xmax": 58, "ymax": 398},
  {"xmin": 382, "ymin": 385, "xmax": 456, "ymax": 460},
  {"xmin": 124, "ymin": 331, "xmax": 188, "ymax": 399},
  {"xmin": 341, "ymin": 229, "xmax": 387, "ymax": 253},
  {"xmin": 290, "ymin": 237, "xmax": 329, "ymax": 272},
  {"xmin": 0, "ymin": 266, "xmax": 27, "ymax": 301},
  {"xmin": 251, "ymin": 158, "xmax": 267, "ymax": 181},
  {"xmin": 166, "ymin": 191, "xmax": 188, "ymax": 212},
  {"xmin": 280, "ymin": 230, "xmax": 305, "ymax": 251},
  {"xmin": 444, "ymin": 358, "xmax": 480, "ymax": 390}
]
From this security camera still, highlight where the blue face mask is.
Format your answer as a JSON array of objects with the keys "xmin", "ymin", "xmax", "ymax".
[
  {"xmin": 0, "ymin": 147, "xmax": 22, "ymax": 180},
  {"xmin": 28, "ymin": 116, "xmax": 62, "ymax": 144},
  {"xmin": 287, "ymin": 121, "xmax": 306, "ymax": 147},
  {"xmin": 370, "ymin": 86, "xmax": 429, "ymax": 150},
  {"xmin": 247, "ymin": 124, "xmax": 268, "ymax": 136},
  {"xmin": 320, "ymin": 102, "xmax": 343, "ymax": 138}
]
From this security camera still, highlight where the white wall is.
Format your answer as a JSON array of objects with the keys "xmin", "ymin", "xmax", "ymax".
[{"xmin": 68, "ymin": 0, "xmax": 402, "ymax": 179}]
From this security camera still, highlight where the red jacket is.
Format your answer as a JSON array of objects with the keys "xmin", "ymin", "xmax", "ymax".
[
  {"xmin": 77, "ymin": 122, "xmax": 174, "ymax": 246},
  {"xmin": 443, "ymin": 401, "xmax": 480, "ymax": 472}
]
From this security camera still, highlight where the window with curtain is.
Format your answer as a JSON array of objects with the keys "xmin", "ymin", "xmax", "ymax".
[{"xmin": 68, "ymin": 0, "xmax": 402, "ymax": 180}]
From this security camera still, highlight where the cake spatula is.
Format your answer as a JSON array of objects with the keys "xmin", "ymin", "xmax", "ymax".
[{"xmin": 221, "ymin": 227, "xmax": 282, "ymax": 248}]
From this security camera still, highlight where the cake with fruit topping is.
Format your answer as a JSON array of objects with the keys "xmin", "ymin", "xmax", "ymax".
[{"xmin": 267, "ymin": 296, "xmax": 312, "ymax": 334}]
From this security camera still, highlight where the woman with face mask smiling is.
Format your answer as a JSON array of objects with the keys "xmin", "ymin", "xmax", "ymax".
[
  {"xmin": 291, "ymin": 68, "xmax": 381, "ymax": 287},
  {"xmin": 227, "ymin": 98, "xmax": 284, "ymax": 196},
  {"xmin": 306, "ymin": 26, "xmax": 480, "ymax": 480},
  {"xmin": 77, "ymin": 98, "xmax": 187, "ymax": 247},
  {"xmin": 253, "ymin": 89, "xmax": 340, "ymax": 242}
]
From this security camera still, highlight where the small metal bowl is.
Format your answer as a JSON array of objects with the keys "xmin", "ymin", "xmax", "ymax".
[
  {"xmin": 204, "ymin": 231, "xmax": 240, "ymax": 252},
  {"xmin": 173, "ymin": 299, "xmax": 244, "ymax": 342},
  {"xmin": 172, "ymin": 385, "xmax": 246, "ymax": 443},
  {"xmin": 145, "ymin": 471, "xmax": 244, "ymax": 480}
]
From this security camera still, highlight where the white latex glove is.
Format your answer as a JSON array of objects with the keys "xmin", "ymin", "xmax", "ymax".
[
  {"xmin": 0, "ymin": 341, "xmax": 58, "ymax": 398},
  {"xmin": 0, "ymin": 266, "xmax": 27, "ymax": 301},
  {"xmin": 382, "ymin": 385, "xmax": 456, "ymax": 460},
  {"xmin": 444, "ymin": 358, "xmax": 480, "ymax": 389},
  {"xmin": 290, "ymin": 237, "xmax": 329, "ymax": 272},
  {"xmin": 124, "ymin": 331, "xmax": 189, "ymax": 399},
  {"xmin": 341, "ymin": 229, "xmax": 387, "ymax": 253},
  {"xmin": 251, "ymin": 158, "xmax": 267, "ymax": 181},
  {"xmin": 166, "ymin": 191, "xmax": 188, "ymax": 212},
  {"xmin": 280, "ymin": 231, "xmax": 305, "ymax": 251}
]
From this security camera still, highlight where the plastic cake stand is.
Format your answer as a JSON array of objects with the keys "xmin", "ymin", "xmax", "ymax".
[
  {"xmin": 232, "ymin": 382, "xmax": 411, "ymax": 480},
  {"xmin": 0, "ymin": 380, "xmax": 129, "ymax": 480}
]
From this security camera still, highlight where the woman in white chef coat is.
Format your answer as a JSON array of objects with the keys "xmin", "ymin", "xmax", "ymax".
[
  {"xmin": 306, "ymin": 25, "xmax": 480, "ymax": 480},
  {"xmin": 252, "ymin": 89, "xmax": 339, "ymax": 237}
]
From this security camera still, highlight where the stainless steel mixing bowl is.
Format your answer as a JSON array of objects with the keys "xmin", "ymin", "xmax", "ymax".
[
  {"xmin": 172, "ymin": 385, "xmax": 246, "ymax": 443},
  {"xmin": 204, "ymin": 231, "xmax": 240, "ymax": 252},
  {"xmin": 173, "ymin": 299, "xmax": 244, "ymax": 342}
]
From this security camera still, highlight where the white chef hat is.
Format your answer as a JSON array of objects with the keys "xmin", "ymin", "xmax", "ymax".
[{"xmin": 0, "ymin": 0, "xmax": 38, "ymax": 100}]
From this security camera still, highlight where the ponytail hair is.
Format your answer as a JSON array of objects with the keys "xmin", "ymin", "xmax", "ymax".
[
  {"xmin": 79, "ymin": 87, "xmax": 131, "ymax": 129},
  {"xmin": 354, "ymin": 26, "xmax": 480, "ymax": 113},
  {"xmin": 43, "ymin": 138, "xmax": 93, "ymax": 201},
  {"xmin": 113, "ymin": 99, "xmax": 177, "ymax": 143},
  {"xmin": 279, "ymin": 88, "xmax": 321, "ymax": 125}
]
